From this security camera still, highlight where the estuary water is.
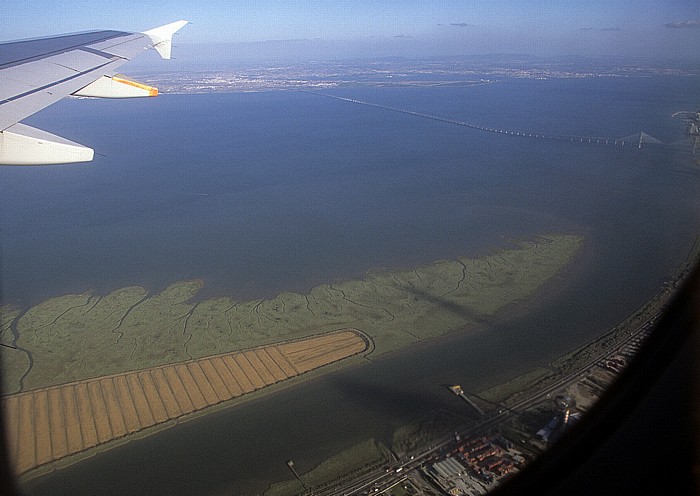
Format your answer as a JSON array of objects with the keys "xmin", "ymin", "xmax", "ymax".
[{"xmin": 3, "ymin": 75, "xmax": 700, "ymax": 495}]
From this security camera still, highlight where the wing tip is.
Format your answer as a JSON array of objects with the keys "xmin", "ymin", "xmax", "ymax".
[{"xmin": 143, "ymin": 20, "xmax": 189, "ymax": 60}]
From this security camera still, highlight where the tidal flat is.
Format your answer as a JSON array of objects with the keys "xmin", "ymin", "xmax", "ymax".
[{"xmin": 1, "ymin": 233, "xmax": 581, "ymax": 394}]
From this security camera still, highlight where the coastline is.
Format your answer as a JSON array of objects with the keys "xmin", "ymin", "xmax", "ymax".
[
  {"xmin": 2, "ymin": 234, "xmax": 582, "ymax": 394},
  {"xmin": 12, "ymin": 232, "xmax": 696, "ymax": 488},
  {"xmin": 480, "ymin": 233, "xmax": 700, "ymax": 406},
  {"xmin": 18, "ymin": 241, "xmax": 587, "ymax": 488},
  {"xmin": 15, "ymin": 232, "xmax": 698, "ymax": 492},
  {"xmin": 5, "ymin": 71, "xmax": 699, "ymax": 496},
  {"xmin": 5, "ymin": 233, "xmax": 582, "ymax": 483},
  {"xmin": 14, "ymin": 330, "xmax": 372, "ymax": 484},
  {"xmin": 250, "ymin": 235, "xmax": 700, "ymax": 496}
]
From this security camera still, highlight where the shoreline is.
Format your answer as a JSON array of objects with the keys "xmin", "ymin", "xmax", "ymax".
[
  {"xmin": 10, "ymin": 329, "xmax": 371, "ymax": 482},
  {"xmin": 16, "ymin": 241, "xmax": 698, "ymax": 491},
  {"xmin": 7, "ymin": 234, "xmax": 583, "ymax": 485},
  {"xmin": 480, "ymin": 233, "xmax": 699, "ymax": 407},
  {"xmin": 18, "ymin": 346, "xmax": 380, "ymax": 485},
  {"xmin": 245, "ymin": 235, "xmax": 700, "ymax": 496},
  {"xmin": 15, "ymin": 232, "xmax": 700, "ymax": 483},
  {"xmin": 2, "ymin": 234, "xmax": 581, "ymax": 394},
  {"xmin": 12, "ymin": 232, "xmax": 696, "ymax": 488}
]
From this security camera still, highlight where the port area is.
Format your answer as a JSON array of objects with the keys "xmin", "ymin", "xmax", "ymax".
[{"xmin": 271, "ymin": 243, "xmax": 698, "ymax": 496}]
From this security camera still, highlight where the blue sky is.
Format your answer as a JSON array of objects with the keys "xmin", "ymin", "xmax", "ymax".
[{"xmin": 3, "ymin": 1, "xmax": 699, "ymax": 60}]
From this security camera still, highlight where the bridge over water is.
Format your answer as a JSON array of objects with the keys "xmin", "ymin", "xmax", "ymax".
[{"xmin": 303, "ymin": 90, "xmax": 685, "ymax": 151}]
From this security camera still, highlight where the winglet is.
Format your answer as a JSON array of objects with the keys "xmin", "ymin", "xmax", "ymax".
[{"xmin": 143, "ymin": 20, "xmax": 188, "ymax": 59}]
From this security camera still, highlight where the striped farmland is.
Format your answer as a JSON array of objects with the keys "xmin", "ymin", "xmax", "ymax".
[{"xmin": 3, "ymin": 329, "xmax": 367, "ymax": 476}]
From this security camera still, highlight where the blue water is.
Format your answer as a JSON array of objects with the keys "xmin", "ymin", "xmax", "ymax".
[
  {"xmin": 3, "ymin": 76, "xmax": 700, "ymax": 495},
  {"xmin": 1, "ymin": 78, "xmax": 697, "ymax": 306}
]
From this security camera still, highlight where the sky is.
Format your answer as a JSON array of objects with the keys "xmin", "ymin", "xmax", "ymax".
[{"xmin": 3, "ymin": 0, "xmax": 700, "ymax": 62}]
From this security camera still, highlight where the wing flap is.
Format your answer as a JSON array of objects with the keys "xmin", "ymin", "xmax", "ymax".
[{"xmin": 0, "ymin": 123, "xmax": 93, "ymax": 165}]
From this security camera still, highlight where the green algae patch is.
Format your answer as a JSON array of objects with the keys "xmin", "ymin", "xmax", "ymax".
[{"xmin": 1, "ymin": 234, "xmax": 582, "ymax": 392}]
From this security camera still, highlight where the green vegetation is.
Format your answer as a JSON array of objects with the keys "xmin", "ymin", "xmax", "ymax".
[
  {"xmin": 0, "ymin": 234, "xmax": 582, "ymax": 393},
  {"xmin": 391, "ymin": 410, "xmax": 472, "ymax": 456},
  {"xmin": 479, "ymin": 368, "xmax": 553, "ymax": 404},
  {"xmin": 0, "ymin": 306, "xmax": 26, "ymax": 391},
  {"xmin": 264, "ymin": 439, "xmax": 393, "ymax": 496}
]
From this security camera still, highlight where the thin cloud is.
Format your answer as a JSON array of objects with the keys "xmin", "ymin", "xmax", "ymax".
[
  {"xmin": 450, "ymin": 23, "xmax": 475, "ymax": 28},
  {"xmin": 601, "ymin": 27, "xmax": 621, "ymax": 31},
  {"xmin": 393, "ymin": 34, "xmax": 411, "ymax": 38},
  {"xmin": 665, "ymin": 19, "xmax": 700, "ymax": 28},
  {"xmin": 580, "ymin": 27, "xmax": 594, "ymax": 31}
]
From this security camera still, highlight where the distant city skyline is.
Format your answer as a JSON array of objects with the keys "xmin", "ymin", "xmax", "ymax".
[{"xmin": 3, "ymin": 1, "xmax": 700, "ymax": 61}]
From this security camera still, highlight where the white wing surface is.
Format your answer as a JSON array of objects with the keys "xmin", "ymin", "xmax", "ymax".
[{"xmin": 0, "ymin": 20, "xmax": 188, "ymax": 165}]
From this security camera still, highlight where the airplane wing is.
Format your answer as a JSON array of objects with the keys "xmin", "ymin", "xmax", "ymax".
[{"xmin": 0, "ymin": 20, "xmax": 188, "ymax": 165}]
